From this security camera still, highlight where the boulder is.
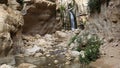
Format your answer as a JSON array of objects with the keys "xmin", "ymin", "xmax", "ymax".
[
  {"xmin": 23, "ymin": 0, "xmax": 62, "ymax": 35},
  {"xmin": 70, "ymin": 51, "xmax": 80, "ymax": 57},
  {"xmin": 24, "ymin": 45, "xmax": 41, "ymax": 56},
  {"xmin": 0, "ymin": 4, "xmax": 24, "ymax": 56}
]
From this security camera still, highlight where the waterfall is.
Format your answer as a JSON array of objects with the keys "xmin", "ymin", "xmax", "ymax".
[{"xmin": 69, "ymin": 10, "xmax": 77, "ymax": 30}]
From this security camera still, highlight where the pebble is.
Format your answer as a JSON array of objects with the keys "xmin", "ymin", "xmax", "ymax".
[
  {"xmin": 55, "ymin": 49, "xmax": 59, "ymax": 51},
  {"xmin": 51, "ymin": 55, "xmax": 55, "ymax": 58},
  {"xmin": 65, "ymin": 53, "xmax": 70, "ymax": 57},
  {"xmin": 65, "ymin": 61, "xmax": 70, "ymax": 65},
  {"xmin": 35, "ymin": 34, "xmax": 41, "ymax": 39},
  {"xmin": 74, "ymin": 57, "xmax": 79, "ymax": 62},
  {"xmin": 48, "ymin": 64, "xmax": 51, "ymax": 66},
  {"xmin": 66, "ymin": 57, "xmax": 71, "ymax": 60},
  {"xmin": 46, "ymin": 54, "xmax": 51, "ymax": 57},
  {"xmin": 54, "ymin": 60, "xmax": 59, "ymax": 64},
  {"xmin": 34, "ymin": 53, "xmax": 42, "ymax": 57}
]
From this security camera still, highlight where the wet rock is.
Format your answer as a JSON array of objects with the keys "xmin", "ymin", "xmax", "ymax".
[{"xmin": 18, "ymin": 63, "xmax": 37, "ymax": 68}]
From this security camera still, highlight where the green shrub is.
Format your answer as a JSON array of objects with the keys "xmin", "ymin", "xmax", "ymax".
[
  {"xmin": 88, "ymin": 0, "xmax": 101, "ymax": 14},
  {"xmin": 76, "ymin": 33, "xmax": 103, "ymax": 64}
]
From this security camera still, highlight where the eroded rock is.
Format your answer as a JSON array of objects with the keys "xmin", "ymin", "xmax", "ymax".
[
  {"xmin": 0, "ymin": 4, "xmax": 24, "ymax": 56},
  {"xmin": 23, "ymin": 0, "xmax": 61, "ymax": 35}
]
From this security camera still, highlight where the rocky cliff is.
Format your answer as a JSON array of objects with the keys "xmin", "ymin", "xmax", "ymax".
[
  {"xmin": 86, "ymin": 0, "xmax": 120, "ymax": 40},
  {"xmin": 0, "ymin": 4, "xmax": 24, "ymax": 57},
  {"xmin": 23, "ymin": 0, "xmax": 61, "ymax": 35},
  {"xmin": 0, "ymin": 0, "xmax": 119, "ymax": 67},
  {"xmin": 86, "ymin": 0, "xmax": 120, "ymax": 67}
]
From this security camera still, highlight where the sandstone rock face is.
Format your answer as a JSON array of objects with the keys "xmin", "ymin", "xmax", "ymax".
[
  {"xmin": 57, "ymin": 0, "xmax": 89, "ymax": 14},
  {"xmin": 56, "ymin": 0, "xmax": 89, "ymax": 30},
  {"xmin": 23, "ymin": 0, "xmax": 61, "ymax": 35},
  {"xmin": 75, "ymin": 0, "xmax": 89, "ymax": 14},
  {"xmin": 86, "ymin": 0, "xmax": 120, "ymax": 40},
  {"xmin": 86, "ymin": 1, "xmax": 120, "ymax": 67},
  {"xmin": 0, "ymin": 4, "xmax": 24, "ymax": 57}
]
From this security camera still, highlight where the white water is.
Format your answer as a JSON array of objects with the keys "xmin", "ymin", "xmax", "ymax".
[{"xmin": 69, "ymin": 11, "xmax": 76, "ymax": 31}]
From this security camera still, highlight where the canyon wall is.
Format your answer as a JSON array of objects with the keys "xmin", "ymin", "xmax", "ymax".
[
  {"xmin": 23, "ymin": 0, "xmax": 61, "ymax": 35},
  {"xmin": 0, "ymin": 4, "xmax": 24, "ymax": 57},
  {"xmin": 86, "ymin": 0, "xmax": 120, "ymax": 40}
]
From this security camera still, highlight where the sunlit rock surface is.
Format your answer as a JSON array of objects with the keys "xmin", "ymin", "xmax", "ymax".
[{"xmin": 0, "ymin": 64, "xmax": 14, "ymax": 68}]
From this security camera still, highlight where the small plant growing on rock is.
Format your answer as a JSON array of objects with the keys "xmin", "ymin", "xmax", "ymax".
[{"xmin": 76, "ymin": 33, "xmax": 102, "ymax": 64}]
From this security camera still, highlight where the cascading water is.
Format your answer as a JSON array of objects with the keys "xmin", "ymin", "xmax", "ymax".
[
  {"xmin": 69, "ymin": 11, "xmax": 75, "ymax": 30},
  {"xmin": 69, "ymin": 10, "xmax": 77, "ymax": 30}
]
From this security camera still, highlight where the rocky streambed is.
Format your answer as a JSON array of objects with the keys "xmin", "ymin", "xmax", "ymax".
[{"xmin": 0, "ymin": 29, "xmax": 90, "ymax": 68}]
